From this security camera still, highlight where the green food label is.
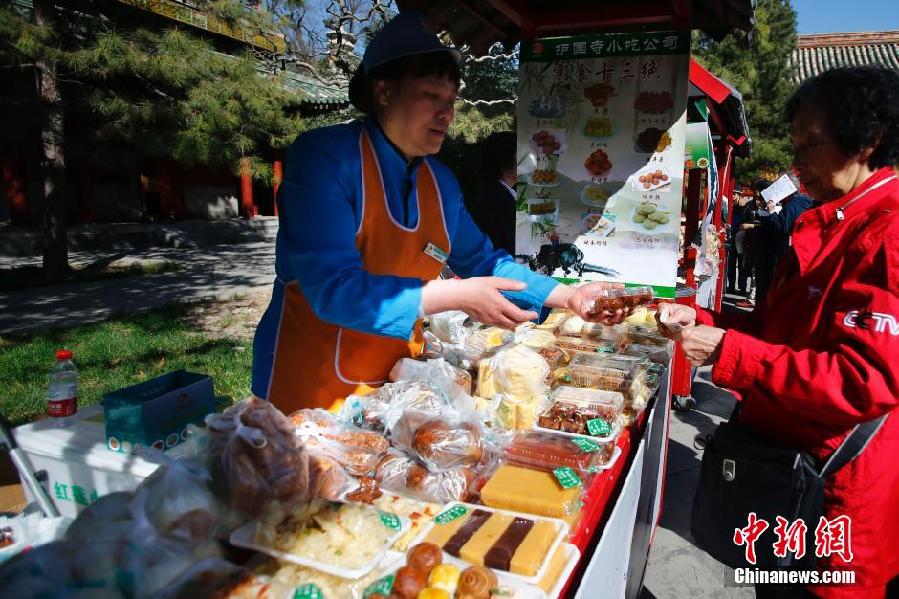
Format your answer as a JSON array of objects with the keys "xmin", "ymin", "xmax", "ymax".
[
  {"xmin": 597, "ymin": 345, "xmax": 614, "ymax": 353},
  {"xmin": 586, "ymin": 465, "xmax": 600, "ymax": 474},
  {"xmin": 379, "ymin": 511, "xmax": 401, "ymax": 530},
  {"xmin": 571, "ymin": 437, "xmax": 600, "ymax": 453},
  {"xmin": 294, "ymin": 584, "xmax": 324, "ymax": 599},
  {"xmin": 587, "ymin": 418, "xmax": 612, "ymax": 437},
  {"xmin": 435, "ymin": 504, "xmax": 469, "ymax": 524},
  {"xmin": 363, "ymin": 574, "xmax": 395, "ymax": 598},
  {"xmin": 553, "ymin": 467, "xmax": 582, "ymax": 489}
]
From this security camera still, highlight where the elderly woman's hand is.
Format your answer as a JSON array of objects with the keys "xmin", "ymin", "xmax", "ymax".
[
  {"xmin": 655, "ymin": 303, "xmax": 697, "ymax": 338},
  {"xmin": 675, "ymin": 325, "xmax": 726, "ymax": 367}
]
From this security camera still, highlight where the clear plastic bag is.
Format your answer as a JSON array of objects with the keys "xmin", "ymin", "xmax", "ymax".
[
  {"xmin": 131, "ymin": 457, "xmax": 219, "ymax": 545},
  {"xmin": 379, "ymin": 381, "xmax": 452, "ymax": 432},
  {"xmin": 476, "ymin": 344, "xmax": 550, "ymax": 401},
  {"xmin": 290, "ymin": 408, "xmax": 390, "ymax": 478},
  {"xmin": 205, "ymin": 397, "xmax": 312, "ymax": 518},
  {"xmin": 389, "ymin": 357, "xmax": 473, "ymax": 398},
  {"xmin": 427, "ymin": 310, "xmax": 471, "ymax": 344},
  {"xmin": 155, "ymin": 558, "xmax": 249, "ymax": 599},
  {"xmin": 390, "ymin": 411, "xmax": 485, "ymax": 471},
  {"xmin": 375, "ymin": 449, "xmax": 475, "ymax": 504}
]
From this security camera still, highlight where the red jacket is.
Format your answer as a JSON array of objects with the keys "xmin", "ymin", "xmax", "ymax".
[{"xmin": 698, "ymin": 167, "xmax": 899, "ymax": 598}]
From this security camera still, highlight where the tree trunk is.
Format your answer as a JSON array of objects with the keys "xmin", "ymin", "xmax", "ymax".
[{"xmin": 34, "ymin": 0, "xmax": 69, "ymax": 281}]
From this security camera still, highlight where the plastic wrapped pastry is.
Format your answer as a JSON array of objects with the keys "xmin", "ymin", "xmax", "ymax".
[
  {"xmin": 206, "ymin": 398, "xmax": 311, "ymax": 518},
  {"xmin": 391, "ymin": 413, "xmax": 485, "ymax": 471}
]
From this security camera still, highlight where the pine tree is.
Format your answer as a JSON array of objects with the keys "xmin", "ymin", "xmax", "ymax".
[
  {"xmin": 0, "ymin": 0, "xmax": 305, "ymax": 280},
  {"xmin": 693, "ymin": 0, "xmax": 798, "ymax": 182}
]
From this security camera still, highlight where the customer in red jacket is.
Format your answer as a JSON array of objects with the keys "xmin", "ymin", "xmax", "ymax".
[{"xmin": 661, "ymin": 66, "xmax": 899, "ymax": 598}]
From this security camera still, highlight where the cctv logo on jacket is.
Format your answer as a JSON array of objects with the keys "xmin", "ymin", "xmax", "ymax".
[{"xmin": 843, "ymin": 311, "xmax": 899, "ymax": 336}]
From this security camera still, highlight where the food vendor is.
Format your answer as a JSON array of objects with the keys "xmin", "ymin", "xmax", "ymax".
[{"xmin": 252, "ymin": 11, "xmax": 627, "ymax": 412}]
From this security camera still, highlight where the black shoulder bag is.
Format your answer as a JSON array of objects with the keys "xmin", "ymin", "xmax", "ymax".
[{"xmin": 690, "ymin": 411, "xmax": 887, "ymax": 570}]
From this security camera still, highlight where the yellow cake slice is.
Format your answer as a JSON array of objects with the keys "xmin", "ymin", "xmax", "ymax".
[
  {"xmin": 480, "ymin": 464, "xmax": 581, "ymax": 518},
  {"xmin": 422, "ymin": 512, "xmax": 471, "ymax": 547},
  {"xmin": 459, "ymin": 512, "xmax": 514, "ymax": 566},
  {"xmin": 537, "ymin": 544, "xmax": 569, "ymax": 592},
  {"xmin": 510, "ymin": 519, "xmax": 557, "ymax": 576}
]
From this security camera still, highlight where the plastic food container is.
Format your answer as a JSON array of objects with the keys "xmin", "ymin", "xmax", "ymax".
[
  {"xmin": 553, "ymin": 336, "xmax": 615, "ymax": 355},
  {"xmin": 536, "ymin": 346, "xmax": 566, "ymax": 370},
  {"xmin": 504, "ymin": 430, "xmax": 616, "ymax": 474},
  {"xmin": 620, "ymin": 323, "xmax": 669, "ymax": 346},
  {"xmin": 619, "ymin": 341, "xmax": 672, "ymax": 364},
  {"xmin": 478, "ymin": 465, "xmax": 584, "ymax": 519},
  {"xmin": 581, "ymin": 322, "xmax": 625, "ymax": 343},
  {"xmin": 566, "ymin": 353, "xmax": 649, "ymax": 396},
  {"xmin": 413, "ymin": 502, "xmax": 570, "ymax": 584},
  {"xmin": 585, "ymin": 286, "xmax": 654, "ymax": 312},
  {"xmin": 536, "ymin": 386, "xmax": 623, "ymax": 437}
]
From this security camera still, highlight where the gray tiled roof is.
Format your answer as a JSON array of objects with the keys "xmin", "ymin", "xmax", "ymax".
[{"xmin": 790, "ymin": 31, "xmax": 899, "ymax": 83}]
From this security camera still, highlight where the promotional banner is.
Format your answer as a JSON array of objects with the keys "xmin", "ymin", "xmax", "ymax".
[{"xmin": 515, "ymin": 32, "xmax": 691, "ymax": 298}]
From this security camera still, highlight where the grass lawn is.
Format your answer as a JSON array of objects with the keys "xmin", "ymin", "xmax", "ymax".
[{"xmin": 0, "ymin": 304, "xmax": 252, "ymax": 425}]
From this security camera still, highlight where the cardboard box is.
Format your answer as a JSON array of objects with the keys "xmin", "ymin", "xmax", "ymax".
[{"xmin": 103, "ymin": 370, "xmax": 215, "ymax": 455}]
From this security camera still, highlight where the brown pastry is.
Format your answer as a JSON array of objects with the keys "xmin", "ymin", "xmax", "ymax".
[
  {"xmin": 411, "ymin": 419, "xmax": 483, "ymax": 470},
  {"xmin": 407, "ymin": 543, "xmax": 443, "ymax": 571},
  {"xmin": 345, "ymin": 475, "xmax": 383, "ymax": 503},
  {"xmin": 455, "ymin": 566, "xmax": 497, "ymax": 599},
  {"xmin": 206, "ymin": 397, "xmax": 313, "ymax": 517},
  {"xmin": 308, "ymin": 453, "xmax": 347, "ymax": 501},
  {"xmin": 391, "ymin": 565, "xmax": 429, "ymax": 599}
]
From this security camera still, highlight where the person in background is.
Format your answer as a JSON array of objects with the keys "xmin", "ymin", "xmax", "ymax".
[
  {"xmin": 741, "ymin": 175, "xmax": 814, "ymax": 307},
  {"xmin": 757, "ymin": 172, "xmax": 813, "ymax": 265},
  {"xmin": 727, "ymin": 189, "xmax": 753, "ymax": 296},
  {"xmin": 659, "ymin": 66, "xmax": 899, "ymax": 599},
  {"xmin": 468, "ymin": 131, "xmax": 517, "ymax": 255}
]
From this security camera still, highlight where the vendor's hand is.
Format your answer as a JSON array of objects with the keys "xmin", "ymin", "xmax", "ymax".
[
  {"xmin": 655, "ymin": 303, "xmax": 697, "ymax": 338},
  {"xmin": 423, "ymin": 277, "xmax": 539, "ymax": 329},
  {"xmin": 677, "ymin": 325, "xmax": 726, "ymax": 367},
  {"xmin": 740, "ymin": 222, "xmax": 755, "ymax": 231},
  {"xmin": 567, "ymin": 281, "xmax": 634, "ymax": 325}
]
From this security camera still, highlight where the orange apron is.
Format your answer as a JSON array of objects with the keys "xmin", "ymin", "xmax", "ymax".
[{"xmin": 267, "ymin": 130, "xmax": 451, "ymax": 412}]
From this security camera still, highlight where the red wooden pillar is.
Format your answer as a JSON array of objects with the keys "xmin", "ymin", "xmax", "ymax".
[
  {"xmin": 272, "ymin": 159, "xmax": 282, "ymax": 217},
  {"xmin": 240, "ymin": 157, "xmax": 256, "ymax": 218},
  {"xmin": 2, "ymin": 152, "xmax": 30, "ymax": 223}
]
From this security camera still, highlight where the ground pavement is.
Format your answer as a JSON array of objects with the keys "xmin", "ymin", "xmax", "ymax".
[
  {"xmin": 0, "ymin": 243, "xmax": 277, "ymax": 335},
  {"xmin": 641, "ymin": 364, "xmax": 754, "ymax": 598}
]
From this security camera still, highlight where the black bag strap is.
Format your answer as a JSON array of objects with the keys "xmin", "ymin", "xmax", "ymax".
[{"xmin": 819, "ymin": 413, "xmax": 889, "ymax": 478}]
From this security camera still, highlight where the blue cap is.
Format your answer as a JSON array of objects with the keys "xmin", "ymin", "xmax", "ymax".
[{"xmin": 361, "ymin": 11, "xmax": 462, "ymax": 75}]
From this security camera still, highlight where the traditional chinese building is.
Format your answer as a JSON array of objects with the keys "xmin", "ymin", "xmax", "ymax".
[
  {"xmin": 0, "ymin": 0, "xmax": 348, "ymax": 227},
  {"xmin": 790, "ymin": 30, "xmax": 899, "ymax": 83}
]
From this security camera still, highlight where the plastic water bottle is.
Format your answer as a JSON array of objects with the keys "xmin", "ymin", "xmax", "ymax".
[{"xmin": 48, "ymin": 349, "xmax": 78, "ymax": 424}]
